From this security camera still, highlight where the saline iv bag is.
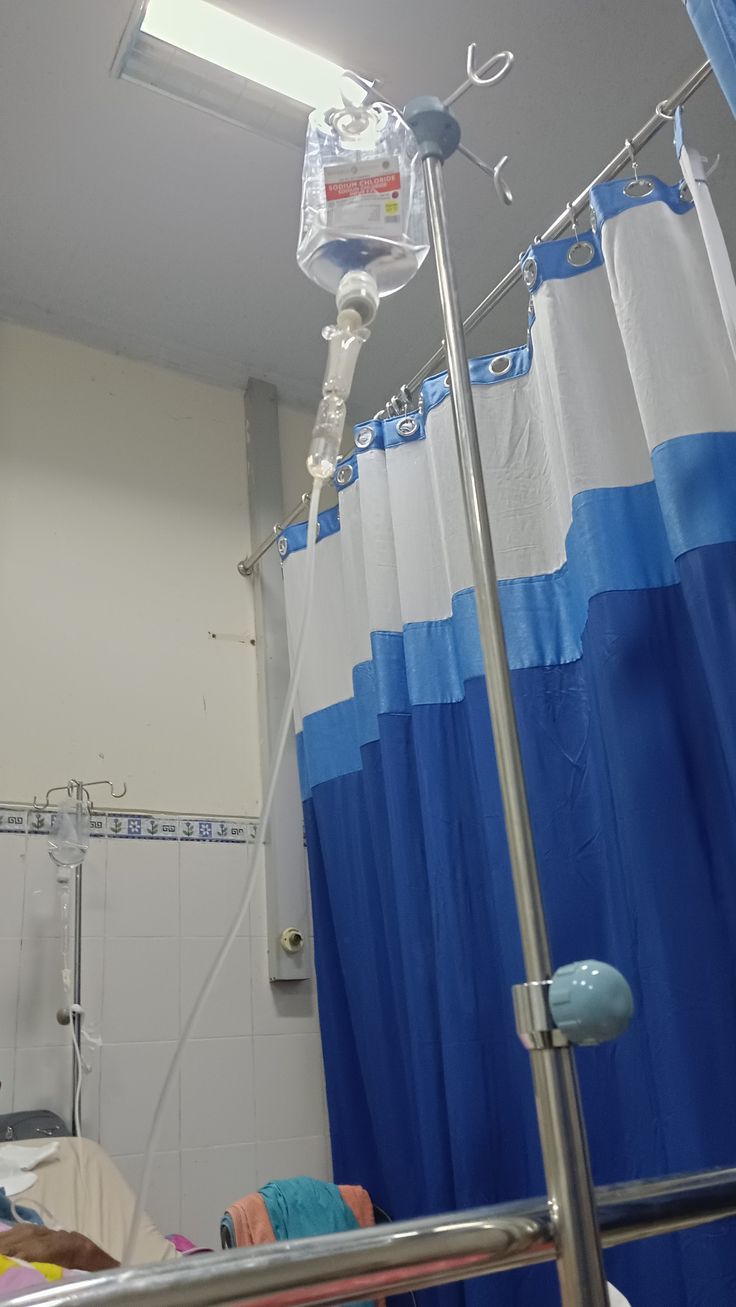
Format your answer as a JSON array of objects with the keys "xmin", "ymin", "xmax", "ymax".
[
  {"xmin": 297, "ymin": 91, "xmax": 429, "ymax": 482},
  {"xmin": 297, "ymin": 98, "xmax": 429, "ymax": 298}
]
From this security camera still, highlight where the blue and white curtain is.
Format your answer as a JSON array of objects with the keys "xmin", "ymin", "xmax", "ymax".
[
  {"xmin": 281, "ymin": 173, "xmax": 736, "ymax": 1307},
  {"xmin": 684, "ymin": 0, "xmax": 736, "ymax": 118}
]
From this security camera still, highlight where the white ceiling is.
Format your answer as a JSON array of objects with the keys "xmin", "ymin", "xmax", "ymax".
[{"xmin": 0, "ymin": 0, "xmax": 733, "ymax": 419}]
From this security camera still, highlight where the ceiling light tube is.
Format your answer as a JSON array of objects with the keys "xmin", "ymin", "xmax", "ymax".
[{"xmin": 141, "ymin": 0, "xmax": 350, "ymax": 108}]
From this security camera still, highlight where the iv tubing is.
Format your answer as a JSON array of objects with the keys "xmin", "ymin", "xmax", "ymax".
[
  {"xmin": 70, "ymin": 1012, "xmax": 84, "ymax": 1139},
  {"xmin": 123, "ymin": 479, "xmax": 323, "ymax": 1265}
]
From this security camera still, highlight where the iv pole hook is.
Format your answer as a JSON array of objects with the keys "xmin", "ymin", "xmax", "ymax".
[
  {"xmin": 467, "ymin": 43, "xmax": 514, "ymax": 88},
  {"xmin": 445, "ymin": 44, "xmax": 514, "ymax": 108}
]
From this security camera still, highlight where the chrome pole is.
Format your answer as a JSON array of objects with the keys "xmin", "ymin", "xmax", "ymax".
[
  {"xmin": 8, "ymin": 1166, "xmax": 736, "ymax": 1307},
  {"xmin": 71, "ymin": 781, "xmax": 84, "ymax": 1136},
  {"xmin": 237, "ymin": 491, "xmax": 312, "ymax": 577},
  {"xmin": 421, "ymin": 152, "xmax": 607, "ymax": 1307}
]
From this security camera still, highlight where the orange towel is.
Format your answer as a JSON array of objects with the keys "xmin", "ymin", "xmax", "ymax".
[
  {"xmin": 227, "ymin": 1192, "xmax": 275, "ymax": 1247},
  {"xmin": 339, "ymin": 1185, "xmax": 375, "ymax": 1232}
]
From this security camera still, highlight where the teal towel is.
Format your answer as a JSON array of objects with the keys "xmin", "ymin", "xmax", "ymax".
[
  {"xmin": 260, "ymin": 1176, "xmax": 359, "ymax": 1241},
  {"xmin": 259, "ymin": 1177, "xmax": 371, "ymax": 1307}
]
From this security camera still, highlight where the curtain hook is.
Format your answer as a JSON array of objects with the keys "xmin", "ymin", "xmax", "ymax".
[
  {"xmin": 625, "ymin": 138, "xmax": 640, "ymax": 183},
  {"xmin": 566, "ymin": 203, "xmax": 579, "ymax": 241},
  {"xmin": 704, "ymin": 152, "xmax": 721, "ymax": 180}
]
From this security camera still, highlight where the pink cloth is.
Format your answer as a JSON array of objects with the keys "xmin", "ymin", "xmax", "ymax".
[
  {"xmin": 0, "ymin": 1219, "xmax": 87, "ymax": 1299},
  {"xmin": 167, "ymin": 1233, "xmax": 211, "ymax": 1255}
]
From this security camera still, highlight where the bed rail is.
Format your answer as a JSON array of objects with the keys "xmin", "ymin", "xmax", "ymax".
[{"xmin": 6, "ymin": 1164, "xmax": 736, "ymax": 1307}]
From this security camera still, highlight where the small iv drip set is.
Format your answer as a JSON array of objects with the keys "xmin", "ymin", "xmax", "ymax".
[{"xmin": 33, "ymin": 779, "xmax": 126, "ymax": 1139}]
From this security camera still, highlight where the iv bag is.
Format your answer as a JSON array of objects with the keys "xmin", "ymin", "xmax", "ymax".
[
  {"xmin": 48, "ymin": 800, "xmax": 90, "ymax": 870},
  {"xmin": 297, "ymin": 100, "xmax": 429, "ymax": 298}
]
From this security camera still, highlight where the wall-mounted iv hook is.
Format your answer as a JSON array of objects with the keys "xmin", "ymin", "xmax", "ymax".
[
  {"xmin": 77, "ymin": 779, "xmax": 128, "ymax": 804},
  {"xmin": 32, "ymin": 777, "xmax": 128, "ymax": 811},
  {"xmin": 445, "ymin": 44, "xmax": 514, "ymax": 108},
  {"xmin": 457, "ymin": 144, "xmax": 513, "ymax": 205},
  {"xmin": 33, "ymin": 784, "xmax": 74, "ymax": 811}
]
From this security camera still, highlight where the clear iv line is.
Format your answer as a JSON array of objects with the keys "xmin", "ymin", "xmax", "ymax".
[{"xmin": 123, "ymin": 480, "xmax": 323, "ymax": 1266}]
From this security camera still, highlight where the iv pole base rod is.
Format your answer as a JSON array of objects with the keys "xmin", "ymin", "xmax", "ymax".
[
  {"xmin": 70, "ymin": 780, "xmax": 85, "ymax": 1137},
  {"xmin": 421, "ymin": 150, "xmax": 607, "ymax": 1307}
]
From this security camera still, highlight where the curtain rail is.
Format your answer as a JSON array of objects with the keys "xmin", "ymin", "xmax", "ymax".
[
  {"xmin": 399, "ymin": 56, "xmax": 712, "ymax": 402},
  {"xmin": 238, "ymin": 57, "xmax": 712, "ymax": 578},
  {"xmin": 8, "ymin": 1164, "xmax": 736, "ymax": 1307}
]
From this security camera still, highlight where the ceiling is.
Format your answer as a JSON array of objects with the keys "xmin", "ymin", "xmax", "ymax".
[{"xmin": 0, "ymin": 0, "xmax": 733, "ymax": 420}]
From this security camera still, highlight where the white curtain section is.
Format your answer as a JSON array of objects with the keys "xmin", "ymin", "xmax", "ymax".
[{"xmin": 282, "ymin": 176, "xmax": 736, "ymax": 748}]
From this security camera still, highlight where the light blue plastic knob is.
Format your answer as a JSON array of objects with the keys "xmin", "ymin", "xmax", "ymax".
[{"xmin": 549, "ymin": 960, "xmax": 634, "ymax": 1046}]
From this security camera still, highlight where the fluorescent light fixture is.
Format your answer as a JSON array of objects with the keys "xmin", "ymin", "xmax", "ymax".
[
  {"xmin": 140, "ymin": 0, "xmax": 348, "ymax": 109},
  {"xmin": 112, "ymin": 1, "xmax": 370, "ymax": 147}
]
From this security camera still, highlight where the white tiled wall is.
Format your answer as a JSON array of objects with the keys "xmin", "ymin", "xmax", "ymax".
[{"xmin": 0, "ymin": 827, "xmax": 331, "ymax": 1247}]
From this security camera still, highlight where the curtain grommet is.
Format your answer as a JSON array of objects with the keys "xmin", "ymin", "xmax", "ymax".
[
  {"xmin": 623, "ymin": 178, "xmax": 654, "ymax": 199},
  {"xmin": 566, "ymin": 240, "xmax": 595, "ymax": 268},
  {"xmin": 490, "ymin": 355, "xmax": 512, "ymax": 376},
  {"xmin": 396, "ymin": 417, "xmax": 419, "ymax": 438},
  {"xmin": 336, "ymin": 463, "xmax": 354, "ymax": 485},
  {"xmin": 522, "ymin": 256, "xmax": 538, "ymax": 289},
  {"xmin": 278, "ymin": 537, "xmax": 288, "ymax": 558},
  {"xmin": 355, "ymin": 427, "xmax": 374, "ymax": 449}
]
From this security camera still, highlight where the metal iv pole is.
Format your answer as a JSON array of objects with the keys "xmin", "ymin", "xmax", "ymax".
[
  {"xmin": 404, "ymin": 61, "xmax": 627, "ymax": 1306},
  {"xmin": 34, "ymin": 777, "xmax": 127, "ymax": 1136}
]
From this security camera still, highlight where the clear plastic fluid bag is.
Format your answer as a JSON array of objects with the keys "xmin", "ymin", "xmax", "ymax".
[
  {"xmin": 297, "ymin": 100, "xmax": 429, "ymax": 298},
  {"xmin": 48, "ymin": 800, "xmax": 90, "ymax": 871}
]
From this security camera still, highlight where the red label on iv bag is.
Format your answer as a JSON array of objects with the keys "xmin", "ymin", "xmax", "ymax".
[{"xmin": 325, "ymin": 170, "xmax": 401, "ymax": 202}]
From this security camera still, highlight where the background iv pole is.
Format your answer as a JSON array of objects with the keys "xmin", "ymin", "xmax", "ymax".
[{"xmin": 34, "ymin": 777, "xmax": 127, "ymax": 1136}]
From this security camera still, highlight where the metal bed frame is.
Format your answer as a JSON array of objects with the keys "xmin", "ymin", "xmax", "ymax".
[{"xmin": 7, "ymin": 1165, "xmax": 736, "ymax": 1304}]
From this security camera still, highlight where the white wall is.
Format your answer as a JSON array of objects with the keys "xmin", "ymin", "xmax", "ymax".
[
  {"xmin": 0, "ymin": 322, "xmax": 256, "ymax": 815},
  {"xmin": 0, "ymin": 326, "xmax": 332, "ymax": 1245},
  {"xmin": 0, "ymin": 821, "xmax": 330, "ymax": 1246}
]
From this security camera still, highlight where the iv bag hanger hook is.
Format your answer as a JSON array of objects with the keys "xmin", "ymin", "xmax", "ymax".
[
  {"xmin": 441, "ymin": 44, "xmax": 515, "ymax": 205},
  {"xmin": 457, "ymin": 143, "xmax": 513, "ymax": 205},
  {"xmin": 33, "ymin": 778, "xmax": 128, "ymax": 811},
  {"xmin": 445, "ymin": 44, "xmax": 514, "ymax": 108}
]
